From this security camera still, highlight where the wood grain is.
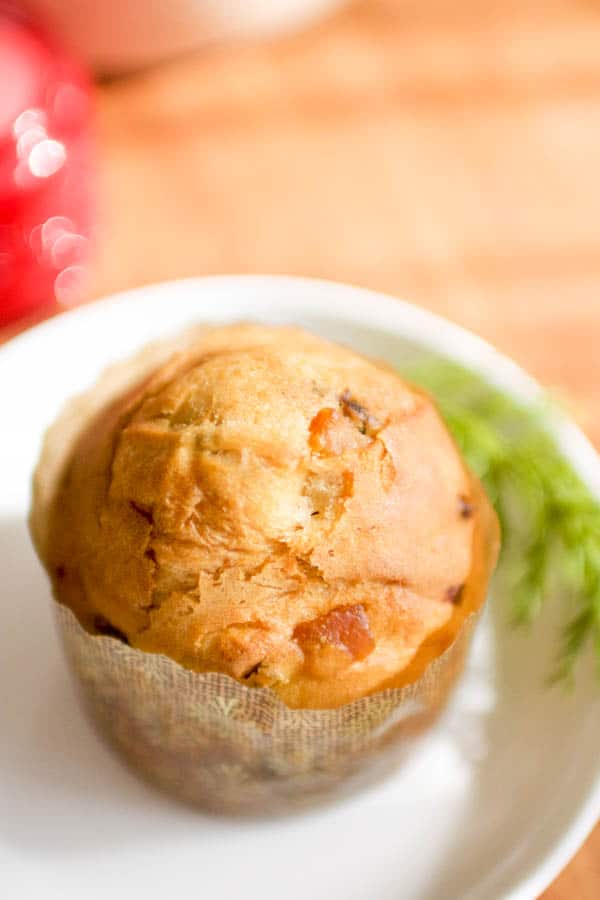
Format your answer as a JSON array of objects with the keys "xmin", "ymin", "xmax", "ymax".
[{"xmin": 5, "ymin": 0, "xmax": 600, "ymax": 894}]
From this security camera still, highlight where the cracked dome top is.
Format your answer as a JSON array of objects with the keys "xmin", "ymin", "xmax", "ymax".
[{"xmin": 32, "ymin": 323, "xmax": 499, "ymax": 708}]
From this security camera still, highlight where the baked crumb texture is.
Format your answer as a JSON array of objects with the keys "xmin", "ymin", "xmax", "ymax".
[{"xmin": 36, "ymin": 324, "xmax": 499, "ymax": 708}]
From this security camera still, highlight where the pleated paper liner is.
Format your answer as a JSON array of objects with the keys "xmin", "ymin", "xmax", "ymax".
[{"xmin": 54, "ymin": 600, "xmax": 480, "ymax": 814}]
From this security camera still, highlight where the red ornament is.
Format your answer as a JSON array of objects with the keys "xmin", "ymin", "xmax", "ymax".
[{"xmin": 0, "ymin": 10, "xmax": 95, "ymax": 326}]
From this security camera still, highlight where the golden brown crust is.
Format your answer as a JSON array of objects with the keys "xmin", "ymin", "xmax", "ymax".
[{"xmin": 32, "ymin": 324, "xmax": 499, "ymax": 708}]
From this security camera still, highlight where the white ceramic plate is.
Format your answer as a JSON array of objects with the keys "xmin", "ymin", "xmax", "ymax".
[{"xmin": 1, "ymin": 276, "xmax": 599, "ymax": 900}]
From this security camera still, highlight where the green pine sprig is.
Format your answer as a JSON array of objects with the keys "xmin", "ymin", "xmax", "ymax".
[{"xmin": 402, "ymin": 355, "xmax": 600, "ymax": 684}]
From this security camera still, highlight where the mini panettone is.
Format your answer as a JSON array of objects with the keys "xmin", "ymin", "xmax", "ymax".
[{"xmin": 31, "ymin": 324, "xmax": 499, "ymax": 710}]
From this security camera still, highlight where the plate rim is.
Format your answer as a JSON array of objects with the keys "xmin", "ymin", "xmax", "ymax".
[{"xmin": 2, "ymin": 273, "xmax": 599, "ymax": 900}]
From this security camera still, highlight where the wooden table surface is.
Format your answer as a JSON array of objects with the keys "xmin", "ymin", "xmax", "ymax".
[{"xmin": 6, "ymin": 0, "xmax": 600, "ymax": 895}]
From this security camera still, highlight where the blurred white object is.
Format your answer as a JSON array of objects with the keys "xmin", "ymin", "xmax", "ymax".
[{"xmin": 27, "ymin": 0, "xmax": 347, "ymax": 73}]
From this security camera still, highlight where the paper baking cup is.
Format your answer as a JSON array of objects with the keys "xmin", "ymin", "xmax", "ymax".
[{"xmin": 54, "ymin": 601, "xmax": 479, "ymax": 814}]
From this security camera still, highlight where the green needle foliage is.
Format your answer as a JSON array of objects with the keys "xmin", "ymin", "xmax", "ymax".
[{"xmin": 402, "ymin": 355, "xmax": 600, "ymax": 684}]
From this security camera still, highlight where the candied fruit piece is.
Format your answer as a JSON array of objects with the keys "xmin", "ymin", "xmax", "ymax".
[
  {"xmin": 309, "ymin": 407, "xmax": 337, "ymax": 452},
  {"xmin": 339, "ymin": 390, "xmax": 381, "ymax": 436},
  {"xmin": 308, "ymin": 406, "xmax": 365, "ymax": 455},
  {"xmin": 293, "ymin": 603, "xmax": 375, "ymax": 661}
]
